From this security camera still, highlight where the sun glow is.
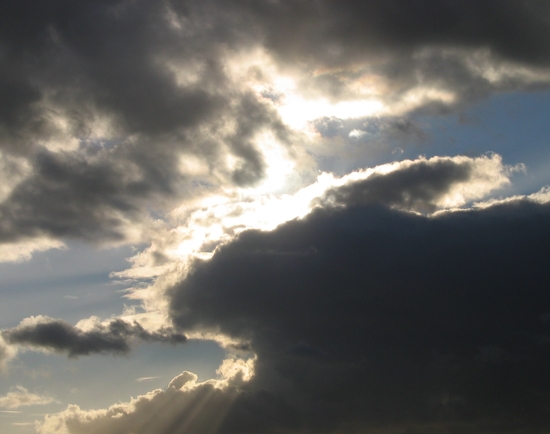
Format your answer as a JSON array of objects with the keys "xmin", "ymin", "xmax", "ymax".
[{"xmin": 278, "ymin": 96, "xmax": 384, "ymax": 130}]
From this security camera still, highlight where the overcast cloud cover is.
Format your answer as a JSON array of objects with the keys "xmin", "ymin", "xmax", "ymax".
[{"xmin": 1, "ymin": 1, "xmax": 550, "ymax": 433}]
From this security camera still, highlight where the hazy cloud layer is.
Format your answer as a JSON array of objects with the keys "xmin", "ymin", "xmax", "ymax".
[{"xmin": 2, "ymin": 316, "xmax": 186, "ymax": 357}]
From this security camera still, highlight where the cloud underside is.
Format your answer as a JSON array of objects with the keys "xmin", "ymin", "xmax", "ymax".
[{"xmin": 0, "ymin": 0, "xmax": 550, "ymax": 250}]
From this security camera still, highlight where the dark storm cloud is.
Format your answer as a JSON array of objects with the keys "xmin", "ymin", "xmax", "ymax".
[
  {"xmin": 2, "ymin": 317, "xmax": 186, "ymax": 357},
  {"xmin": 195, "ymin": 0, "xmax": 550, "ymax": 108},
  {"xmin": 0, "ymin": 93, "xmax": 290, "ymax": 244},
  {"xmin": 165, "ymin": 199, "xmax": 550, "ymax": 432}
]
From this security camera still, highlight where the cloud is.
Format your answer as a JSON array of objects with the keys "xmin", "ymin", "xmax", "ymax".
[
  {"xmin": 233, "ymin": 0, "xmax": 550, "ymax": 67},
  {"xmin": 163, "ymin": 194, "xmax": 550, "ymax": 432},
  {"xmin": 0, "ymin": 0, "xmax": 296, "ymax": 253},
  {"xmin": 223, "ymin": 0, "xmax": 550, "ymax": 112},
  {"xmin": 136, "ymin": 377, "xmax": 159, "ymax": 382},
  {"xmin": 2, "ymin": 1, "xmax": 550, "ymax": 433},
  {"xmin": 2, "ymin": 0, "xmax": 549, "ymax": 154},
  {"xmin": 320, "ymin": 154, "xmax": 512, "ymax": 212},
  {"xmin": 37, "ymin": 369, "xmax": 296, "ymax": 434},
  {"xmin": 2, "ymin": 316, "xmax": 186, "ymax": 357},
  {"xmin": 0, "ymin": 0, "xmax": 549, "ymax": 258},
  {"xmin": 0, "ymin": 94, "xmax": 289, "ymax": 245},
  {"xmin": 0, "ymin": 386, "xmax": 56, "ymax": 409},
  {"xmin": 0, "ymin": 238, "xmax": 65, "ymax": 263},
  {"xmin": 33, "ymin": 180, "xmax": 550, "ymax": 432},
  {"xmin": 114, "ymin": 154, "xmax": 513, "ymax": 284}
]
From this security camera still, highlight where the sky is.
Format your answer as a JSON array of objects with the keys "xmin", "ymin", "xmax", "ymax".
[{"xmin": 1, "ymin": 1, "xmax": 550, "ymax": 433}]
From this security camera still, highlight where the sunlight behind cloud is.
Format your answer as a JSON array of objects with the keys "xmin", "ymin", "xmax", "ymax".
[
  {"xmin": 116, "ymin": 154, "xmax": 516, "ymax": 297},
  {"xmin": 278, "ymin": 95, "xmax": 384, "ymax": 130}
]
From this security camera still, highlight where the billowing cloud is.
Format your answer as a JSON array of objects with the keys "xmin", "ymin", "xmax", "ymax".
[
  {"xmin": 0, "ymin": 386, "xmax": 56, "ymax": 409},
  {"xmin": 2, "ymin": 316, "xmax": 186, "ymax": 357},
  {"xmin": 0, "ymin": 0, "xmax": 296, "ymax": 251}
]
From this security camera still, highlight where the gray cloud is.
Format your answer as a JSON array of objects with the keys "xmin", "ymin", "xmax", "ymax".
[
  {"xmin": 2, "ymin": 0, "xmax": 549, "ymax": 148},
  {"xmin": 2, "ymin": 316, "xmax": 186, "ymax": 357},
  {"xmin": 0, "ymin": 96, "xmax": 286, "ymax": 244},
  {"xmin": 0, "ymin": 0, "xmax": 294, "ymax": 246},
  {"xmin": 214, "ymin": 0, "xmax": 550, "ymax": 109},
  {"xmin": 0, "ymin": 337, "xmax": 16, "ymax": 373}
]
